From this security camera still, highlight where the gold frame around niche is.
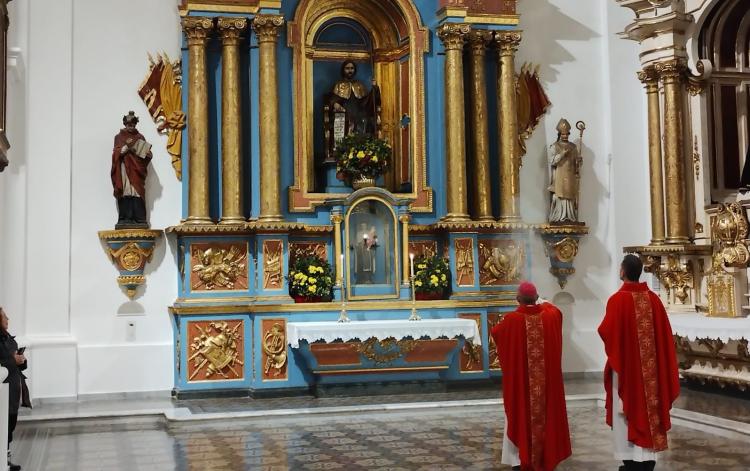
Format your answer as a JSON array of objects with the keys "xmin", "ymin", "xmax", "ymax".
[
  {"xmin": 345, "ymin": 196, "xmax": 401, "ymax": 301},
  {"xmin": 287, "ymin": 0, "xmax": 432, "ymax": 213}
]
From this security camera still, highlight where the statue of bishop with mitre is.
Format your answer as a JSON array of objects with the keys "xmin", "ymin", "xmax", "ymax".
[{"xmin": 547, "ymin": 118, "xmax": 582, "ymax": 224}]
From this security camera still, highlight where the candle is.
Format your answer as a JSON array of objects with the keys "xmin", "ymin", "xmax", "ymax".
[{"xmin": 409, "ymin": 253, "xmax": 415, "ymax": 279}]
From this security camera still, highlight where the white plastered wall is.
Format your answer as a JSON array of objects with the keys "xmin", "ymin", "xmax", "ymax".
[{"xmin": 0, "ymin": 0, "xmax": 651, "ymax": 397}]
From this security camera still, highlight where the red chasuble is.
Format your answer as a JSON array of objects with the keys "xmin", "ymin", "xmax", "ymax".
[
  {"xmin": 111, "ymin": 129, "xmax": 152, "ymax": 199},
  {"xmin": 491, "ymin": 303, "xmax": 571, "ymax": 471},
  {"xmin": 598, "ymin": 282, "xmax": 680, "ymax": 451}
]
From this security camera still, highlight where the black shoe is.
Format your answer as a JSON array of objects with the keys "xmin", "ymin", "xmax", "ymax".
[{"xmin": 9, "ymin": 461, "xmax": 21, "ymax": 471}]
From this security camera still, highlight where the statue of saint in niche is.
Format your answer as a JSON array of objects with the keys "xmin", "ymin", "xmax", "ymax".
[
  {"xmin": 327, "ymin": 61, "xmax": 381, "ymax": 141},
  {"xmin": 111, "ymin": 111, "xmax": 153, "ymax": 229},
  {"xmin": 353, "ymin": 221, "xmax": 378, "ymax": 284},
  {"xmin": 547, "ymin": 118, "xmax": 582, "ymax": 224}
]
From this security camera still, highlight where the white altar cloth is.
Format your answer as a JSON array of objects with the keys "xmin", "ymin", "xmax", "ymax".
[
  {"xmin": 669, "ymin": 313, "xmax": 750, "ymax": 341},
  {"xmin": 287, "ymin": 319, "xmax": 481, "ymax": 348}
]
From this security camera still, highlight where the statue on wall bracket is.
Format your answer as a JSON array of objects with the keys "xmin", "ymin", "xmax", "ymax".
[
  {"xmin": 98, "ymin": 111, "xmax": 162, "ymax": 300},
  {"xmin": 537, "ymin": 118, "xmax": 589, "ymax": 289}
]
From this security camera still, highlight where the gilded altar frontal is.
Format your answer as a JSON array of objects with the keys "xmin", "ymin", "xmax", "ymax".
[{"xmin": 5, "ymin": 0, "xmax": 750, "ymax": 469}]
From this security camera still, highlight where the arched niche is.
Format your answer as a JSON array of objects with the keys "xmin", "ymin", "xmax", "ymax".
[
  {"xmin": 287, "ymin": 0, "xmax": 431, "ymax": 213},
  {"xmin": 344, "ymin": 195, "xmax": 400, "ymax": 300}
]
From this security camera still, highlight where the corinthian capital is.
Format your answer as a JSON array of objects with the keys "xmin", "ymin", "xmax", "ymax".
[
  {"xmin": 637, "ymin": 65, "xmax": 658, "ymax": 84},
  {"xmin": 437, "ymin": 23, "xmax": 470, "ymax": 51},
  {"xmin": 252, "ymin": 14, "xmax": 284, "ymax": 43},
  {"xmin": 217, "ymin": 17, "xmax": 248, "ymax": 44},
  {"xmin": 494, "ymin": 30, "xmax": 522, "ymax": 55},
  {"xmin": 654, "ymin": 59, "xmax": 688, "ymax": 81},
  {"xmin": 182, "ymin": 16, "xmax": 214, "ymax": 45},
  {"xmin": 467, "ymin": 29, "xmax": 493, "ymax": 55}
]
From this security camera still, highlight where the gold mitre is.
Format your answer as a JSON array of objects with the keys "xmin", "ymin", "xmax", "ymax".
[{"xmin": 556, "ymin": 118, "xmax": 571, "ymax": 134}]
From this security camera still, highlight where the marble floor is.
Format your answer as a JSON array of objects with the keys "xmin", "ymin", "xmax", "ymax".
[{"xmin": 13, "ymin": 400, "xmax": 750, "ymax": 471}]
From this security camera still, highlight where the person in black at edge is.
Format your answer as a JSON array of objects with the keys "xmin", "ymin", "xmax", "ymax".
[
  {"xmin": 0, "ymin": 307, "xmax": 29, "ymax": 471},
  {"xmin": 740, "ymin": 147, "xmax": 750, "ymax": 194}
]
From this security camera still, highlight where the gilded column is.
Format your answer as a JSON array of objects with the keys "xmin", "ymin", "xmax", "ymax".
[
  {"xmin": 467, "ymin": 29, "xmax": 494, "ymax": 221},
  {"xmin": 252, "ymin": 15, "xmax": 285, "ymax": 222},
  {"xmin": 656, "ymin": 59, "xmax": 691, "ymax": 244},
  {"xmin": 495, "ymin": 31, "xmax": 523, "ymax": 222},
  {"xmin": 218, "ymin": 17, "xmax": 248, "ymax": 224},
  {"xmin": 400, "ymin": 214, "xmax": 410, "ymax": 284},
  {"xmin": 183, "ymin": 17, "xmax": 214, "ymax": 224},
  {"xmin": 331, "ymin": 213, "xmax": 343, "ymax": 286},
  {"xmin": 638, "ymin": 66, "xmax": 666, "ymax": 244},
  {"xmin": 437, "ymin": 23, "xmax": 471, "ymax": 222}
]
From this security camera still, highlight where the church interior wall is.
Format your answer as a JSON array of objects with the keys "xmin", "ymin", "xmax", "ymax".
[{"xmin": 0, "ymin": 0, "xmax": 653, "ymax": 398}]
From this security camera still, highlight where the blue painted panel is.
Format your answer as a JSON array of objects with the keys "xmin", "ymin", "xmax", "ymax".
[{"xmin": 182, "ymin": 236, "xmax": 255, "ymax": 298}]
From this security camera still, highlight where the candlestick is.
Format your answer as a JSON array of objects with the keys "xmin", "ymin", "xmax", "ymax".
[
  {"xmin": 409, "ymin": 253, "xmax": 415, "ymax": 279},
  {"xmin": 408, "ymin": 253, "xmax": 420, "ymax": 321}
]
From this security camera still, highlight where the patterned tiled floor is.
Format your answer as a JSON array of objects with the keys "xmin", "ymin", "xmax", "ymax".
[{"xmin": 13, "ymin": 403, "xmax": 750, "ymax": 471}]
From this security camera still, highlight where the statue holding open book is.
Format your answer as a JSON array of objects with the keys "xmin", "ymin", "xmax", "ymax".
[{"xmin": 111, "ymin": 111, "xmax": 153, "ymax": 229}]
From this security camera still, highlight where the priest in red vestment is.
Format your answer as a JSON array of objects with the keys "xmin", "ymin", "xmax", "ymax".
[
  {"xmin": 491, "ymin": 282, "xmax": 571, "ymax": 471},
  {"xmin": 598, "ymin": 254, "xmax": 680, "ymax": 471}
]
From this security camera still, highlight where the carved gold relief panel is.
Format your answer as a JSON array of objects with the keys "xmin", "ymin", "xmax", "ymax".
[
  {"xmin": 459, "ymin": 313, "xmax": 483, "ymax": 373},
  {"xmin": 261, "ymin": 319, "xmax": 288, "ymax": 381},
  {"xmin": 289, "ymin": 242, "xmax": 327, "ymax": 265},
  {"xmin": 262, "ymin": 239, "xmax": 284, "ymax": 290},
  {"xmin": 487, "ymin": 313, "xmax": 503, "ymax": 370},
  {"xmin": 478, "ymin": 239, "xmax": 525, "ymax": 286},
  {"xmin": 409, "ymin": 240, "xmax": 438, "ymax": 259},
  {"xmin": 454, "ymin": 238, "xmax": 475, "ymax": 287},
  {"xmin": 187, "ymin": 320, "xmax": 245, "ymax": 382},
  {"xmin": 190, "ymin": 242, "xmax": 249, "ymax": 291}
]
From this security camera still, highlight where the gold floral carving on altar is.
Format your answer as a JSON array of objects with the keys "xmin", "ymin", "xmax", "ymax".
[
  {"xmin": 352, "ymin": 337, "xmax": 419, "ymax": 365},
  {"xmin": 191, "ymin": 243, "xmax": 248, "ymax": 291},
  {"xmin": 455, "ymin": 238, "xmax": 475, "ymax": 287},
  {"xmin": 409, "ymin": 241, "xmax": 438, "ymax": 259},
  {"xmin": 478, "ymin": 239, "xmax": 525, "ymax": 285},
  {"xmin": 459, "ymin": 313, "xmax": 482, "ymax": 372},
  {"xmin": 487, "ymin": 313, "xmax": 503, "ymax": 370},
  {"xmin": 545, "ymin": 237, "xmax": 579, "ymax": 264},
  {"xmin": 138, "ymin": 53, "xmax": 185, "ymax": 180},
  {"xmin": 261, "ymin": 319, "xmax": 288, "ymax": 380},
  {"xmin": 289, "ymin": 242, "xmax": 327, "ymax": 265},
  {"xmin": 108, "ymin": 242, "xmax": 154, "ymax": 272},
  {"xmin": 658, "ymin": 255, "xmax": 693, "ymax": 305},
  {"xmin": 262, "ymin": 240, "xmax": 283, "ymax": 290},
  {"xmin": 188, "ymin": 320, "xmax": 244, "ymax": 382},
  {"xmin": 712, "ymin": 202, "xmax": 749, "ymax": 268}
]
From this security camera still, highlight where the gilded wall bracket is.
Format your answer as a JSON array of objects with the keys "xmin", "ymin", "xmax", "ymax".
[
  {"xmin": 99, "ymin": 229, "xmax": 163, "ymax": 299},
  {"xmin": 536, "ymin": 224, "xmax": 589, "ymax": 289}
]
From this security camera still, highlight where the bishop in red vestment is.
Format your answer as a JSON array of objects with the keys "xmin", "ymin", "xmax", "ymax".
[
  {"xmin": 598, "ymin": 255, "xmax": 680, "ymax": 471},
  {"xmin": 491, "ymin": 282, "xmax": 571, "ymax": 471}
]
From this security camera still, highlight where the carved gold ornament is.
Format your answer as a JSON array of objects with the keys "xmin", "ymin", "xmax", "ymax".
[
  {"xmin": 548, "ymin": 237, "xmax": 578, "ymax": 263},
  {"xmin": 692, "ymin": 136, "xmax": 700, "ymax": 180},
  {"xmin": 262, "ymin": 322, "xmax": 288, "ymax": 378},
  {"xmin": 188, "ymin": 321, "xmax": 244, "ymax": 381},
  {"xmin": 712, "ymin": 203, "xmax": 750, "ymax": 268},
  {"xmin": 454, "ymin": 238, "xmax": 475, "ymax": 287},
  {"xmin": 262, "ymin": 240, "xmax": 283, "ymax": 290},
  {"xmin": 191, "ymin": 244, "xmax": 248, "ymax": 291},
  {"xmin": 289, "ymin": 242, "xmax": 326, "ymax": 265},
  {"xmin": 408, "ymin": 241, "xmax": 438, "ymax": 259},
  {"xmin": 478, "ymin": 240, "xmax": 525, "ymax": 285},
  {"xmin": 353, "ymin": 337, "xmax": 419, "ymax": 365},
  {"xmin": 108, "ymin": 242, "xmax": 153, "ymax": 272},
  {"xmin": 658, "ymin": 255, "xmax": 693, "ymax": 305}
]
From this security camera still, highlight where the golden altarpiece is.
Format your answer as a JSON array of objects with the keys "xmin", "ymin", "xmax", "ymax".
[
  {"xmin": 103, "ymin": 0, "xmax": 586, "ymax": 397},
  {"xmin": 616, "ymin": 0, "xmax": 750, "ymax": 391}
]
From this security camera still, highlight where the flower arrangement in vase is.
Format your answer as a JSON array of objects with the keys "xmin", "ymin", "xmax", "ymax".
[
  {"xmin": 288, "ymin": 255, "xmax": 334, "ymax": 303},
  {"xmin": 413, "ymin": 255, "xmax": 450, "ymax": 300},
  {"xmin": 335, "ymin": 133, "xmax": 391, "ymax": 189}
]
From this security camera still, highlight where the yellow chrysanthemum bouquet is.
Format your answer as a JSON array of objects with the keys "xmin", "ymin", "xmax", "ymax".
[
  {"xmin": 413, "ymin": 255, "xmax": 450, "ymax": 300},
  {"xmin": 334, "ymin": 133, "xmax": 391, "ymax": 186},
  {"xmin": 288, "ymin": 255, "xmax": 334, "ymax": 302}
]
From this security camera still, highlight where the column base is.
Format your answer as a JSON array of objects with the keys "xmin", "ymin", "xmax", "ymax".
[
  {"xmin": 497, "ymin": 216, "xmax": 522, "ymax": 223},
  {"xmin": 184, "ymin": 216, "xmax": 213, "ymax": 225},
  {"xmin": 219, "ymin": 216, "xmax": 246, "ymax": 225},
  {"xmin": 649, "ymin": 238, "xmax": 666, "ymax": 245},
  {"xmin": 441, "ymin": 213, "xmax": 470, "ymax": 223},
  {"xmin": 665, "ymin": 236, "xmax": 691, "ymax": 244},
  {"xmin": 475, "ymin": 215, "xmax": 495, "ymax": 222},
  {"xmin": 258, "ymin": 215, "xmax": 284, "ymax": 223}
]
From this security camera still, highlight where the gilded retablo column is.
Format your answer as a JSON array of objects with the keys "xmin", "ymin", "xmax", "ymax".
[
  {"xmin": 437, "ymin": 23, "xmax": 470, "ymax": 222},
  {"xmin": 638, "ymin": 66, "xmax": 666, "ymax": 244},
  {"xmin": 218, "ymin": 17, "xmax": 247, "ymax": 224},
  {"xmin": 331, "ymin": 213, "xmax": 343, "ymax": 287},
  {"xmin": 495, "ymin": 31, "xmax": 522, "ymax": 222},
  {"xmin": 253, "ymin": 15, "xmax": 285, "ymax": 222},
  {"xmin": 400, "ymin": 214, "xmax": 410, "ymax": 285},
  {"xmin": 656, "ymin": 59, "xmax": 691, "ymax": 244},
  {"xmin": 182, "ymin": 17, "xmax": 214, "ymax": 224},
  {"xmin": 467, "ymin": 29, "xmax": 494, "ymax": 221}
]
